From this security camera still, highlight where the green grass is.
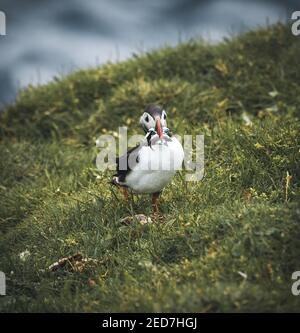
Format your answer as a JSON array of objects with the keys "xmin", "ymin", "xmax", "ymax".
[{"xmin": 0, "ymin": 23, "xmax": 300, "ymax": 312}]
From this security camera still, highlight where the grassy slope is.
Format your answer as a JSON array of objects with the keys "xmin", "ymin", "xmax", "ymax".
[{"xmin": 0, "ymin": 24, "xmax": 300, "ymax": 312}]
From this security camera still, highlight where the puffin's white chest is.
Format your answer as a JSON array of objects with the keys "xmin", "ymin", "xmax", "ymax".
[{"xmin": 125, "ymin": 137, "xmax": 184, "ymax": 194}]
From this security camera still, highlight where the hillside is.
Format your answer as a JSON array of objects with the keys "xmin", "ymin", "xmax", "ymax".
[{"xmin": 0, "ymin": 23, "xmax": 300, "ymax": 312}]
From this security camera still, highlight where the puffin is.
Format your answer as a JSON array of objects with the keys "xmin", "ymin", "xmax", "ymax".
[{"xmin": 111, "ymin": 104, "xmax": 184, "ymax": 214}]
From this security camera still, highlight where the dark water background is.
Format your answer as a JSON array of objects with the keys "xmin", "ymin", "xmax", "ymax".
[{"xmin": 0, "ymin": 0, "xmax": 298, "ymax": 105}]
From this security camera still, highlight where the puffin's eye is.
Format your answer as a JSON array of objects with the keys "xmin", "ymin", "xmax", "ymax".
[
  {"xmin": 163, "ymin": 113, "xmax": 167, "ymax": 120},
  {"xmin": 145, "ymin": 115, "xmax": 149, "ymax": 122}
]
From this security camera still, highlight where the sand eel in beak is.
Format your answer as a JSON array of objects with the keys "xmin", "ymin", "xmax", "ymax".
[{"xmin": 111, "ymin": 104, "xmax": 184, "ymax": 215}]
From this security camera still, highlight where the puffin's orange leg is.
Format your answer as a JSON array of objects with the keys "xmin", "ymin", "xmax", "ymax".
[
  {"xmin": 121, "ymin": 187, "xmax": 129, "ymax": 201},
  {"xmin": 152, "ymin": 192, "xmax": 160, "ymax": 215}
]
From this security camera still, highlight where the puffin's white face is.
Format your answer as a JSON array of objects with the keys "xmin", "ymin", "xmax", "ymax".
[
  {"xmin": 140, "ymin": 109, "xmax": 167, "ymax": 132},
  {"xmin": 161, "ymin": 110, "xmax": 167, "ymax": 128}
]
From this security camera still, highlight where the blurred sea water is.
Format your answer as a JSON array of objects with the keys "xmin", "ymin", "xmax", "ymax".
[{"xmin": 0, "ymin": 0, "xmax": 295, "ymax": 105}]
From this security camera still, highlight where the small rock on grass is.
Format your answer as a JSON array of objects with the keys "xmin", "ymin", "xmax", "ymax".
[{"xmin": 120, "ymin": 214, "xmax": 152, "ymax": 225}]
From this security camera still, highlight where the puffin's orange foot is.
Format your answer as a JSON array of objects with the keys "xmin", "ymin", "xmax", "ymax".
[{"xmin": 151, "ymin": 211, "xmax": 164, "ymax": 222}]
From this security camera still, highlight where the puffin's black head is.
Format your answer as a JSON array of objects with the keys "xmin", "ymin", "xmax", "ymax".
[{"xmin": 140, "ymin": 104, "xmax": 167, "ymax": 139}]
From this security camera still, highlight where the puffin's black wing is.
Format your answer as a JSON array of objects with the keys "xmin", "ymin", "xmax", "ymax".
[
  {"xmin": 113, "ymin": 144, "xmax": 142, "ymax": 184},
  {"xmin": 110, "ymin": 131, "xmax": 159, "ymax": 186}
]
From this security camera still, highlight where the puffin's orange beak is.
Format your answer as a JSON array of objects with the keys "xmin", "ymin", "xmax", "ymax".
[{"xmin": 155, "ymin": 117, "xmax": 163, "ymax": 140}]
